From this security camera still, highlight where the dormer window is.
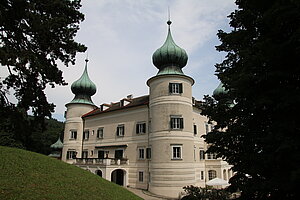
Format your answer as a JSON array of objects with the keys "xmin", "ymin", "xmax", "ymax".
[{"xmin": 169, "ymin": 83, "xmax": 183, "ymax": 94}]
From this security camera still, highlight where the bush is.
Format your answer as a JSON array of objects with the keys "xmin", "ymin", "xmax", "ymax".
[{"xmin": 182, "ymin": 185, "xmax": 231, "ymax": 200}]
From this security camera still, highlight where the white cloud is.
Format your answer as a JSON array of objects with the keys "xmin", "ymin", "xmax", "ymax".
[{"xmin": 43, "ymin": 0, "xmax": 236, "ymax": 120}]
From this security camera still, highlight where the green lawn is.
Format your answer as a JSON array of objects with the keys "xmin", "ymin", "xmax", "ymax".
[{"xmin": 0, "ymin": 146, "xmax": 142, "ymax": 200}]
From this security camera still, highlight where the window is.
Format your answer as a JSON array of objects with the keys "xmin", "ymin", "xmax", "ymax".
[
  {"xmin": 117, "ymin": 124, "xmax": 125, "ymax": 137},
  {"xmin": 138, "ymin": 148, "xmax": 145, "ymax": 160},
  {"xmin": 70, "ymin": 130, "xmax": 77, "ymax": 139},
  {"xmin": 146, "ymin": 147, "xmax": 151, "ymax": 159},
  {"xmin": 138, "ymin": 171, "xmax": 144, "ymax": 182},
  {"xmin": 200, "ymin": 150, "xmax": 205, "ymax": 160},
  {"xmin": 201, "ymin": 171, "xmax": 204, "ymax": 180},
  {"xmin": 169, "ymin": 83, "xmax": 183, "ymax": 94},
  {"xmin": 208, "ymin": 170, "xmax": 217, "ymax": 180},
  {"xmin": 82, "ymin": 150, "xmax": 88, "ymax": 158},
  {"xmin": 207, "ymin": 153, "xmax": 217, "ymax": 160},
  {"xmin": 115, "ymin": 150, "xmax": 123, "ymax": 159},
  {"xmin": 136, "ymin": 122, "xmax": 146, "ymax": 134},
  {"xmin": 205, "ymin": 122, "xmax": 209, "ymax": 134},
  {"xmin": 172, "ymin": 145, "xmax": 182, "ymax": 160},
  {"xmin": 194, "ymin": 124, "xmax": 197, "ymax": 135},
  {"xmin": 66, "ymin": 150, "xmax": 76, "ymax": 159},
  {"xmin": 97, "ymin": 128, "xmax": 104, "ymax": 139},
  {"xmin": 83, "ymin": 130, "xmax": 89, "ymax": 140},
  {"xmin": 98, "ymin": 150, "xmax": 105, "ymax": 159},
  {"xmin": 170, "ymin": 116, "xmax": 184, "ymax": 129}
]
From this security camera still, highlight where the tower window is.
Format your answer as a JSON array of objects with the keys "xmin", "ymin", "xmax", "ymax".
[
  {"xmin": 136, "ymin": 122, "xmax": 146, "ymax": 134},
  {"xmin": 171, "ymin": 145, "xmax": 182, "ymax": 160},
  {"xmin": 138, "ymin": 148, "xmax": 145, "ymax": 160},
  {"xmin": 117, "ymin": 124, "xmax": 125, "ymax": 137},
  {"xmin": 97, "ymin": 128, "xmax": 104, "ymax": 139},
  {"xmin": 194, "ymin": 124, "xmax": 197, "ymax": 135},
  {"xmin": 201, "ymin": 171, "xmax": 204, "ymax": 180},
  {"xmin": 70, "ymin": 130, "xmax": 77, "ymax": 140},
  {"xmin": 66, "ymin": 150, "xmax": 77, "ymax": 160},
  {"xmin": 169, "ymin": 83, "xmax": 183, "ymax": 94},
  {"xmin": 200, "ymin": 150, "xmax": 205, "ymax": 160},
  {"xmin": 170, "ymin": 116, "xmax": 184, "ymax": 129}
]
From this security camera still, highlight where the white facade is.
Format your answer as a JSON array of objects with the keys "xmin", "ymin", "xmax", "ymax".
[{"xmin": 61, "ymin": 21, "xmax": 232, "ymax": 198}]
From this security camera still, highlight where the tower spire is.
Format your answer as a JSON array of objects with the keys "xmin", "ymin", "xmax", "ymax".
[{"xmin": 167, "ymin": 7, "xmax": 172, "ymax": 26}]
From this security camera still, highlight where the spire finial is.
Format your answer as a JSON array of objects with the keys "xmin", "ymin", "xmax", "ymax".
[
  {"xmin": 167, "ymin": 7, "xmax": 172, "ymax": 26},
  {"xmin": 85, "ymin": 51, "xmax": 89, "ymax": 63}
]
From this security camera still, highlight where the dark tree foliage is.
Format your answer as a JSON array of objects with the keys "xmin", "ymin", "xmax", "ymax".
[
  {"xmin": 0, "ymin": 0, "xmax": 85, "ymax": 149},
  {"xmin": 201, "ymin": 0, "xmax": 300, "ymax": 199}
]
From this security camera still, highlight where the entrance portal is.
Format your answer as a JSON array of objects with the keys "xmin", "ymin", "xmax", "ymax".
[
  {"xmin": 96, "ymin": 170, "xmax": 102, "ymax": 177},
  {"xmin": 111, "ymin": 169, "xmax": 124, "ymax": 186}
]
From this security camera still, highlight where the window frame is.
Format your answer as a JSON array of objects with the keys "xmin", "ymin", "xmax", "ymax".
[
  {"xmin": 97, "ymin": 127, "xmax": 104, "ymax": 139},
  {"xmin": 138, "ymin": 171, "xmax": 144, "ymax": 182},
  {"xmin": 200, "ymin": 150, "xmax": 205, "ymax": 160},
  {"xmin": 171, "ymin": 145, "xmax": 182, "ymax": 160},
  {"xmin": 66, "ymin": 150, "xmax": 76, "ymax": 160},
  {"xmin": 208, "ymin": 170, "xmax": 217, "ymax": 180},
  {"xmin": 83, "ymin": 130, "xmax": 89, "ymax": 140},
  {"xmin": 136, "ymin": 122, "xmax": 146, "ymax": 134},
  {"xmin": 170, "ymin": 116, "xmax": 184, "ymax": 130},
  {"xmin": 70, "ymin": 130, "xmax": 77, "ymax": 140},
  {"xmin": 138, "ymin": 148, "xmax": 145, "ymax": 160},
  {"xmin": 169, "ymin": 83, "xmax": 183, "ymax": 94},
  {"xmin": 117, "ymin": 124, "xmax": 125, "ymax": 137}
]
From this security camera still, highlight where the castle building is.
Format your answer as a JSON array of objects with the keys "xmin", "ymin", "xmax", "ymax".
[{"xmin": 62, "ymin": 20, "xmax": 232, "ymax": 198}]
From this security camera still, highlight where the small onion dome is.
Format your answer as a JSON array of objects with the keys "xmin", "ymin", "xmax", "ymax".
[
  {"xmin": 213, "ymin": 82, "xmax": 227, "ymax": 97},
  {"xmin": 68, "ymin": 59, "xmax": 96, "ymax": 106},
  {"xmin": 152, "ymin": 20, "xmax": 188, "ymax": 74},
  {"xmin": 50, "ymin": 137, "xmax": 63, "ymax": 149},
  {"xmin": 71, "ymin": 60, "xmax": 96, "ymax": 97}
]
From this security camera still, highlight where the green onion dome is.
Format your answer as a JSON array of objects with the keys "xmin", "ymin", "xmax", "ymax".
[
  {"xmin": 152, "ymin": 20, "xmax": 188, "ymax": 75},
  {"xmin": 50, "ymin": 137, "xmax": 63, "ymax": 149},
  {"xmin": 69, "ymin": 59, "xmax": 96, "ymax": 106}
]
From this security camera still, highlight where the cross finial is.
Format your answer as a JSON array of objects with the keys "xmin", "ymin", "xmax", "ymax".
[
  {"xmin": 85, "ymin": 51, "xmax": 89, "ymax": 63},
  {"xmin": 167, "ymin": 6, "xmax": 172, "ymax": 26}
]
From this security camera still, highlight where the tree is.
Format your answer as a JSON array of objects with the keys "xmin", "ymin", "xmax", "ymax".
[
  {"xmin": 0, "ymin": 0, "xmax": 86, "ymax": 148},
  {"xmin": 201, "ymin": 0, "xmax": 300, "ymax": 199}
]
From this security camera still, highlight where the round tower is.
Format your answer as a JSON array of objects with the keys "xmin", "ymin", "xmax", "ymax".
[
  {"xmin": 147, "ymin": 20, "xmax": 196, "ymax": 198},
  {"xmin": 62, "ymin": 59, "xmax": 97, "ymax": 163}
]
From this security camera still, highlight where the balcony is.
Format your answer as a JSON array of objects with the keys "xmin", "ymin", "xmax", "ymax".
[{"xmin": 74, "ymin": 158, "xmax": 129, "ymax": 166}]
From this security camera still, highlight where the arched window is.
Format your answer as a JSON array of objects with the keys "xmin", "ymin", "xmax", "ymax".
[{"xmin": 208, "ymin": 170, "xmax": 217, "ymax": 180}]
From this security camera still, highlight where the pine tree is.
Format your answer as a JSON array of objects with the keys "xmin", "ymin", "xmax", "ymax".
[{"xmin": 202, "ymin": 0, "xmax": 300, "ymax": 199}]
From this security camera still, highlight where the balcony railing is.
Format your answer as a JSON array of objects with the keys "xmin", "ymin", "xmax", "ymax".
[{"xmin": 74, "ymin": 158, "xmax": 129, "ymax": 166}]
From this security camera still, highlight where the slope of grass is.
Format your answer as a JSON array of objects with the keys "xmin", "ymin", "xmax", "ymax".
[{"xmin": 0, "ymin": 146, "xmax": 142, "ymax": 200}]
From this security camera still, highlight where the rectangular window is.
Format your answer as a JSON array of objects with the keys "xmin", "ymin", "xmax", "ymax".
[
  {"xmin": 138, "ymin": 171, "xmax": 144, "ymax": 182},
  {"xmin": 98, "ymin": 150, "xmax": 105, "ymax": 159},
  {"xmin": 70, "ymin": 130, "xmax": 77, "ymax": 140},
  {"xmin": 138, "ymin": 148, "xmax": 145, "ymax": 160},
  {"xmin": 66, "ymin": 150, "xmax": 76, "ymax": 160},
  {"xmin": 207, "ymin": 153, "xmax": 217, "ymax": 160},
  {"xmin": 169, "ymin": 83, "xmax": 183, "ymax": 94},
  {"xmin": 82, "ymin": 150, "xmax": 88, "ymax": 158},
  {"xmin": 136, "ymin": 122, "xmax": 146, "ymax": 134},
  {"xmin": 83, "ymin": 130, "xmax": 89, "ymax": 140},
  {"xmin": 170, "ymin": 116, "xmax": 184, "ymax": 129},
  {"xmin": 200, "ymin": 150, "xmax": 205, "ymax": 160},
  {"xmin": 117, "ymin": 124, "xmax": 125, "ymax": 137},
  {"xmin": 97, "ymin": 128, "xmax": 104, "ymax": 139},
  {"xmin": 115, "ymin": 150, "xmax": 123, "ymax": 159},
  {"xmin": 201, "ymin": 171, "xmax": 204, "ymax": 180},
  {"xmin": 205, "ymin": 122, "xmax": 209, "ymax": 134},
  {"xmin": 172, "ymin": 145, "xmax": 182, "ymax": 160},
  {"xmin": 194, "ymin": 124, "xmax": 197, "ymax": 135},
  {"xmin": 146, "ymin": 147, "xmax": 151, "ymax": 159}
]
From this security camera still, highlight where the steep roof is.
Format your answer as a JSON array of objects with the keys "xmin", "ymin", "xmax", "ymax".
[{"xmin": 82, "ymin": 95, "xmax": 149, "ymax": 118}]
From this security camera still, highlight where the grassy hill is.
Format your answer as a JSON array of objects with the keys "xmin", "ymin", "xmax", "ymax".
[{"xmin": 0, "ymin": 146, "xmax": 142, "ymax": 200}]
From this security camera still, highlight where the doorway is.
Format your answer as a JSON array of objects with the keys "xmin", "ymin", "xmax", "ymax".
[{"xmin": 111, "ymin": 169, "xmax": 125, "ymax": 186}]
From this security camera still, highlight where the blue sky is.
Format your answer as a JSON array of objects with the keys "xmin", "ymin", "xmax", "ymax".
[{"xmin": 45, "ymin": 0, "xmax": 236, "ymax": 121}]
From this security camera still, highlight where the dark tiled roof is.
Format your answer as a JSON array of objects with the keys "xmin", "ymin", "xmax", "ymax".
[{"xmin": 82, "ymin": 95, "xmax": 149, "ymax": 118}]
